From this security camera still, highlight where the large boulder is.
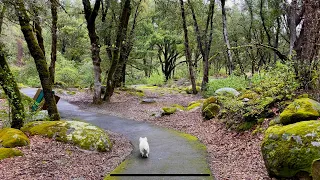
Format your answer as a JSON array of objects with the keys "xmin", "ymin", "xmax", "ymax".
[
  {"xmin": 262, "ymin": 120, "xmax": 320, "ymax": 178},
  {"xmin": 280, "ymin": 98, "xmax": 320, "ymax": 125},
  {"xmin": 21, "ymin": 121, "xmax": 112, "ymax": 152},
  {"xmin": 215, "ymin": 87, "xmax": 240, "ymax": 97},
  {"xmin": 0, "ymin": 148, "xmax": 23, "ymax": 160},
  {"xmin": 0, "ymin": 128, "xmax": 30, "ymax": 148}
]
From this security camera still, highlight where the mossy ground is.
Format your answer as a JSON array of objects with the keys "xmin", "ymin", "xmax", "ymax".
[
  {"xmin": 0, "ymin": 148, "xmax": 23, "ymax": 160},
  {"xmin": 262, "ymin": 120, "xmax": 320, "ymax": 178},
  {"xmin": 0, "ymin": 128, "xmax": 30, "ymax": 147}
]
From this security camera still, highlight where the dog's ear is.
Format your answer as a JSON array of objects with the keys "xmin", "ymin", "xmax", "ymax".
[
  {"xmin": 145, "ymin": 137, "xmax": 148, "ymax": 141},
  {"xmin": 139, "ymin": 137, "xmax": 142, "ymax": 141}
]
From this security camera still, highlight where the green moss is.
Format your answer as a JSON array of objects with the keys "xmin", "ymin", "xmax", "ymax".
[
  {"xmin": 172, "ymin": 104, "xmax": 185, "ymax": 111},
  {"xmin": 262, "ymin": 120, "xmax": 320, "ymax": 178},
  {"xmin": 238, "ymin": 90, "xmax": 259, "ymax": 100},
  {"xmin": 0, "ymin": 148, "xmax": 23, "ymax": 160},
  {"xmin": 202, "ymin": 103, "xmax": 220, "ymax": 120},
  {"xmin": 280, "ymin": 98, "xmax": 320, "ymax": 125},
  {"xmin": 202, "ymin": 96, "xmax": 218, "ymax": 111},
  {"xmin": 188, "ymin": 99, "xmax": 204, "ymax": 107},
  {"xmin": 104, "ymin": 159, "xmax": 130, "ymax": 180},
  {"xmin": 185, "ymin": 86, "xmax": 200, "ymax": 94},
  {"xmin": 237, "ymin": 121, "xmax": 256, "ymax": 131},
  {"xmin": 21, "ymin": 121, "xmax": 68, "ymax": 142},
  {"xmin": 187, "ymin": 102, "xmax": 201, "ymax": 111},
  {"xmin": 0, "ymin": 128, "xmax": 30, "ymax": 148},
  {"xmin": 162, "ymin": 107, "xmax": 177, "ymax": 115},
  {"xmin": 22, "ymin": 121, "xmax": 112, "ymax": 152}
]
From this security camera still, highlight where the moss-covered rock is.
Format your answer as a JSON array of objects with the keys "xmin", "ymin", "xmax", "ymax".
[
  {"xmin": 202, "ymin": 103, "xmax": 220, "ymax": 120},
  {"xmin": 188, "ymin": 99, "xmax": 204, "ymax": 107},
  {"xmin": 185, "ymin": 86, "xmax": 200, "ymax": 94},
  {"xmin": 238, "ymin": 90, "xmax": 259, "ymax": 100},
  {"xmin": 162, "ymin": 107, "xmax": 177, "ymax": 115},
  {"xmin": 280, "ymin": 98, "xmax": 320, "ymax": 125},
  {"xmin": 0, "ymin": 148, "xmax": 23, "ymax": 160},
  {"xmin": 0, "ymin": 128, "xmax": 30, "ymax": 148},
  {"xmin": 172, "ymin": 104, "xmax": 185, "ymax": 111},
  {"xmin": 187, "ymin": 102, "xmax": 201, "ymax": 111},
  {"xmin": 261, "ymin": 120, "xmax": 320, "ymax": 178},
  {"xmin": 202, "ymin": 96, "xmax": 218, "ymax": 111},
  {"xmin": 21, "ymin": 121, "xmax": 112, "ymax": 152}
]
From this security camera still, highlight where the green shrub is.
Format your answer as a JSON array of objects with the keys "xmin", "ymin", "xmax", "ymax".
[
  {"xmin": 78, "ymin": 60, "xmax": 94, "ymax": 88},
  {"xmin": 146, "ymin": 73, "xmax": 165, "ymax": 86}
]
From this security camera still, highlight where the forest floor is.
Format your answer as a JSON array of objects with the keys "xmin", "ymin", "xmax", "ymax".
[
  {"xmin": 0, "ymin": 100, "xmax": 133, "ymax": 179},
  {"xmin": 60, "ymin": 86, "xmax": 273, "ymax": 180}
]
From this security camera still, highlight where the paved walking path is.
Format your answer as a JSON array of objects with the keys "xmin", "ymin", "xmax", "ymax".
[{"xmin": 22, "ymin": 88, "xmax": 213, "ymax": 180}]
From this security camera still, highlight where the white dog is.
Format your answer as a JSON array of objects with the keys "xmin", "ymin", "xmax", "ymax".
[{"xmin": 139, "ymin": 137, "xmax": 150, "ymax": 158}]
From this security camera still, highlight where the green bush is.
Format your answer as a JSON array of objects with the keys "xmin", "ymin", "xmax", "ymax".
[
  {"xmin": 146, "ymin": 73, "xmax": 165, "ymax": 86},
  {"xmin": 13, "ymin": 61, "xmax": 41, "ymax": 87},
  {"xmin": 78, "ymin": 61, "xmax": 94, "ymax": 88}
]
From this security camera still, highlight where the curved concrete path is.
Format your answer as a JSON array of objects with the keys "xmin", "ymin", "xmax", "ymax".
[{"xmin": 22, "ymin": 88, "xmax": 213, "ymax": 180}]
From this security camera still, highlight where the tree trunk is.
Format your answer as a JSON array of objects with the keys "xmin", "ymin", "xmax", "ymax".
[
  {"xmin": 103, "ymin": 0, "xmax": 131, "ymax": 101},
  {"xmin": 221, "ymin": 0, "xmax": 233, "ymax": 75},
  {"xmin": 179, "ymin": 0, "xmax": 197, "ymax": 94},
  {"xmin": 289, "ymin": 0, "xmax": 297, "ymax": 57},
  {"xmin": 188, "ymin": 0, "xmax": 214, "ymax": 90},
  {"xmin": 49, "ymin": 0, "xmax": 58, "ymax": 85},
  {"xmin": 0, "ymin": 48, "xmax": 25, "ymax": 129},
  {"xmin": 294, "ymin": 0, "xmax": 320, "ymax": 89},
  {"xmin": 274, "ymin": 17, "xmax": 280, "ymax": 64},
  {"xmin": 82, "ymin": 0, "xmax": 102, "ymax": 104},
  {"xmin": 0, "ymin": 6, "xmax": 25, "ymax": 129},
  {"xmin": 114, "ymin": 0, "xmax": 141, "ymax": 88},
  {"xmin": 14, "ymin": 0, "xmax": 60, "ymax": 120}
]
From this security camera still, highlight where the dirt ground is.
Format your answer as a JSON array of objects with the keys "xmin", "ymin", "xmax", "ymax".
[
  {"xmin": 0, "ymin": 131, "xmax": 133, "ymax": 180},
  {"xmin": 61, "ymin": 88, "xmax": 272, "ymax": 180}
]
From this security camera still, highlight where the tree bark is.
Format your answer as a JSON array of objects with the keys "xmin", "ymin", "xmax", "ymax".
[
  {"xmin": 14, "ymin": 0, "xmax": 60, "ymax": 120},
  {"xmin": 0, "ymin": 48, "xmax": 25, "ymax": 129},
  {"xmin": 294, "ymin": 0, "xmax": 320, "ymax": 89},
  {"xmin": 49, "ymin": 0, "xmax": 58, "ymax": 85},
  {"xmin": 221, "ymin": 0, "xmax": 233, "ymax": 75},
  {"xmin": 180, "ymin": 0, "xmax": 197, "ymax": 94},
  {"xmin": 103, "ymin": 0, "xmax": 131, "ymax": 101},
  {"xmin": 82, "ymin": 0, "xmax": 102, "ymax": 104},
  {"xmin": 0, "ymin": 6, "xmax": 25, "ymax": 129}
]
